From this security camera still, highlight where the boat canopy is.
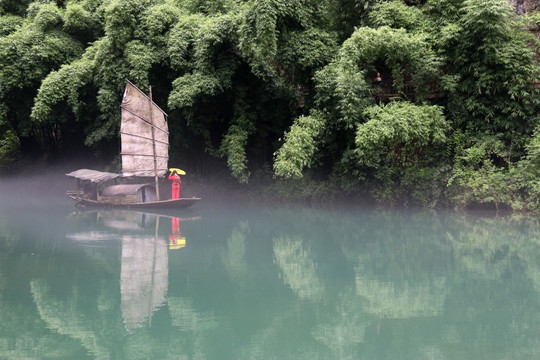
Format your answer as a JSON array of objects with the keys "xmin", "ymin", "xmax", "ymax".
[
  {"xmin": 100, "ymin": 184, "xmax": 158, "ymax": 204},
  {"xmin": 100, "ymin": 184, "xmax": 154, "ymax": 197},
  {"xmin": 66, "ymin": 169, "xmax": 121, "ymax": 183}
]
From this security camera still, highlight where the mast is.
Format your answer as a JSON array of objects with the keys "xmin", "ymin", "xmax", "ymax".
[{"xmin": 149, "ymin": 86, "xmax": 160, "ymax": 201}]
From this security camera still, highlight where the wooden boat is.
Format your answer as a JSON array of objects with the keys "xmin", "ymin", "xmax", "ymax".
[
  {"xmin": 67, "ymin": 189, "xmax": 201, "ymax": 209},
  {"xmin": 67, "ymin": 81, "xmax": 201, "ymax": 209}
]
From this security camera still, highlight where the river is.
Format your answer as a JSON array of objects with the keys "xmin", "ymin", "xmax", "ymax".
[{"xmin": 0, "ymin": 187, "xmax": 539, "ymax": 359}]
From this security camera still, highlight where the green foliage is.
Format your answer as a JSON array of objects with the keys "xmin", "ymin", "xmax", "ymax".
[
  {"xmin": 443, "ymin": 0, "xmax": 540, "ymax": 136},
  {"xmin": 437, "ymin": 0, "xmax": 540, "ymax": 211},
  {"xmin": 356, "ymin": 102, "xmax": 447, "ymax": 167},
  {"xmin": 0, "ymin": 0, "xmax": 33, "ymax": 16},
  {"xmin": 0, "ymin": 129, "xmax": 20, "ymax": 171},
  {"xmin": 0, "ymin": 14, "xmax": 22, "ymax": 35},
  {"xmin": 315, "ymin": 26, "xmax": 439, "ymax": 127},
  {"xmin": 31, "ymin": 53, "xmax": 95, "ymax": 124},
  {"xmin": 423, "ymin": 0, "xmax": 462, "ymax": 24},
  {"xmin": 125, "ymin": 40, "xmax": 157, "ymax": 86},
  {"xmin": 180, "ymin": 0, "xmax": 237, "ymax": 15},
  {"xmin": 103, "ymin": 0, "xmax": 155, "ymax": 47},
  {"xmin": 145, "ymin": 3, "xmax": 181, "ymax": 47},
  {"xmin": 0, "ymin": 26, "xmax": 83, "ymax": 91},
  {"xmin": 323, "ymin": 0, "xmax": 379, "ymax": 40},
  {"xmin": 274, "ymin": 113, "xmax": 325, "ymax": 179},
  {"xmin": 336, "ymin": 64, "xmax": 373, "ymax": 125},
  {"xmin": 238, "ymin": 0, "xmax": 323, "ymax": 79},
  {"xmin": 238, "ymin": 0, "xmax": 280, "ymax": 74},
  {"xmin": 366, "ymin": 0, "xmax": 425, "ymax": 31},
  {"xmin": 33, "ymin": 2, "xmax": 63, "ymax": 31},
  {"xmin": 167, "ymin": 13, "xmax": 206, "ymax": 71},
  {"xmin": 0, "ymin": 7, "xmax": 84, "ymax": 151},
  {"xmin": 310, "ymin": 25, "xmax": 443, "ymax": 201},
  {"xmin": 218, "ymin": 98, "xmax": 256, "ymax": 184},
  {"xmin": 168, "ymin": 12, "xmax": 240, "ymax": 109},
  {"xmin": 0, "ymin": 0, "xmax": 538, "ymax": 211},
  {"xmin": 445, "ymin": 130, "xmax": 540, "ymax": 212},
  {"xmin": 355, "ymin": 102, "xmax": 449, "ymax": 205},
  {"xmin": 220, "ymin": 124, "xmax": 251, "ymax": 184},
  {"xmin": 63, "ymin": 2, "xmax": 103, "ymax": 42},
  {"xmin": 279, "ymin": 29, "xmax": 338, "ymax": 70},
  {"xmin": 314, "ymin": 60, "xmax": 373, "ymax": 128},
  {"xmin": 447, "ymin": 135, "xmax": 514, "ymax": 210},
  {"xmin": 88, "ymin": 86, "xmax": 120, "ymax": 145},
  {"xmin": 169, "ymin": 73, "xmax": 223, "ymax": 109},
  {"xmin": 0, "ymin": 103, "xmax": 20, "ymax": 170},
  {"xmin": 510, "ymin": 128, "xmax": 540, "ymax": 213}
]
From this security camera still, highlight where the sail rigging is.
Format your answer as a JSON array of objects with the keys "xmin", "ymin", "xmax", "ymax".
[{"xmin": 120, "ymin": 81, "xmax": 169, "ymax": 177}]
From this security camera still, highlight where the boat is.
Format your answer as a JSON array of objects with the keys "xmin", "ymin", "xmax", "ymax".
[{"xmin": 66, "ymin": 81, "xmax": 201, "ymax": 209}]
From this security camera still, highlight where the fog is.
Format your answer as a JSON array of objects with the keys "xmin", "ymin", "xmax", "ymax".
[
  {"xmin": 0, "ymin": 161, "xmax": 75, "ymax": 211},
  {"xmin": 0, "ymin": 156, "xmax": 255, "ymax": 213}
]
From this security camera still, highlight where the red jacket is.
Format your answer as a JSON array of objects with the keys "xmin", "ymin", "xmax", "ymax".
[{"xmin": 168, "ymin": 174, "xmax": 181, "ymax": 185}]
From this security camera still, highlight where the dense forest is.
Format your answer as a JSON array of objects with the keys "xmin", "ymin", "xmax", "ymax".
[{"xmin": 0, "ymin": 0, "xmax": 539, "ymax": 210}]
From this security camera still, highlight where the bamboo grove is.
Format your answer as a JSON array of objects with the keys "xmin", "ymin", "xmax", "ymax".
[{"xmin": 1, "ymin": 0, "xmax": 539, "ymax": 210}]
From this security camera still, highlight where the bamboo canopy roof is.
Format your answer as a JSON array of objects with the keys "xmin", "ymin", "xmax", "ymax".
[{"xmin": 66, "ymin": 169, "xmax": 121, "ymax": 183}]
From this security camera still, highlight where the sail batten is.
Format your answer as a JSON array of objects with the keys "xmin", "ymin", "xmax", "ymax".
[
  {"xmin": 119, "ymin": 132, "xmax": 169, "ymax": 146},
  {"xmin": 121, "ymin": 82, "xmax": 169, "ymax": 178},
  {"xmin": 121, "ymin": 153, "xmax": 169, "ymax": 159},
  {"xmin": 120, "ymin": 106, "xmax": 169, "ymax": 135}
]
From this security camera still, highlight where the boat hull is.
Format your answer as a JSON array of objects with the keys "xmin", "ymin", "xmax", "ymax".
[{"xmin": 67, "ymin": 193, "xmax": 201, "ymax": 209}]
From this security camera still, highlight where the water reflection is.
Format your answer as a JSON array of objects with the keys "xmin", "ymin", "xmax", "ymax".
[
  {"xmin": 273, "ymin": 235, "xmax": 325, "ymax": 301},
  {"xmin": 120, "ymin": 223, "xmax": 167, "ymax": 330},
  {"xmin": 67, "ymin": 209, "xmax": 198, "ymax": 331},
  {"xmin": 0, "ymin": 203, "xmax": 539, "ymax": 359},
  {"xmin": 169, "ymin": 217, "xmax": 186, "ymax": 250},
  {"xmin": 220, "ymin": 221, "xmax": 249, "ymax": 283}
]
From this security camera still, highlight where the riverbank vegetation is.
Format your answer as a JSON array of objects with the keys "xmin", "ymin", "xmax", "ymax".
[{"xmin": 1, "ymin": 0, "xmax": 539, "ymax": 211}]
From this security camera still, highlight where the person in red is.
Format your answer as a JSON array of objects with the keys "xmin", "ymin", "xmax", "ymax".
[{"xmin": 168, "ymin": 170, "xmax": 181, "ymax": 199}]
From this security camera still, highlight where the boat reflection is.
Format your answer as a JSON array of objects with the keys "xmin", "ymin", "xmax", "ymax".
[
  {"xmin": 120, "ymin": 220, "xmax": 168, "ymax": 330},
  {"xmin": 67, "ymin": 209, "xmax": 199, "ymax": 330}
]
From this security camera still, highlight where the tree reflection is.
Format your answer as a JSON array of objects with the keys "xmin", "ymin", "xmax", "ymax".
[
  {"xmin": 312, "ymin": 288, "xmax": 366, "ymax": 359},
  {"xmin": 0, "ymin": 204, "xmax": 539, "ymax": 359},
  {"xmin": 354, "ymin": 276, "xmax": 447, "ymax": 318},
  {"xmin": 220, "ymin": 221, "xmax": 249, "ymax": 283},
  {"xmin": 273, "ymin": 235, "xmax": 325, "ymax": 301},
  {"xmin": 30, "ymin": 279, "xmax": 115, "ymax": 359}
]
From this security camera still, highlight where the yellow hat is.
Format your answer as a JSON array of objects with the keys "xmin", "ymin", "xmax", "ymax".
[{"xmin": 169, "ymin": 168, "xmax": 186, "ymax": 175}]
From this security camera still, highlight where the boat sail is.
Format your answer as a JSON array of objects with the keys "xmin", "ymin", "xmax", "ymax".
[
  {"xmin": 66, "ymin": 81, "xmax": 201, "ymax": 209},
  {"xmin": 120, "ymin": 81, "xmax": 168, "ymax": 178}
]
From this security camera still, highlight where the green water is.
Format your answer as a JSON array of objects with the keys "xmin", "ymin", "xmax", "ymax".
[{"xmin": 0, "ymin": 197, "xmax": 539, "ymax": 359}]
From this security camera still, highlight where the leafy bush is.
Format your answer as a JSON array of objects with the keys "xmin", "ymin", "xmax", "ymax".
[
  {"xmin": 0, "ymin": 128, "xmax": 20, "ymax": 172},
  {"xmin": 0, "ymin": 14, "xmax": 22, "ymax": 36},
  {"xmin": 355, "ymin": 102, "xmax": 449, "ymax": 206},
  {"xmin": 447, "ymin": 135, "xmax": 514, "ymax": 210},
  {"xmin": 274, "ymin": 114, "xmax": 326, "ymax": 179},
  {"xmin": 366, "ymin": 0, "xmax": 425, "ymax": 31},
  {"xmin": 512, "ymin": 128, "xmax": 540, "ymax": 213}
]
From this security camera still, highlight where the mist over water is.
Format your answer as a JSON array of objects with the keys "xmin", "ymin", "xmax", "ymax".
[
  {"xmin": 1, "ymin": 165, "xmax": 540, "ymax": 359},
  {"xmin": 0, "ymin": 158, "xmax": 216, "ymax": 211}
]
